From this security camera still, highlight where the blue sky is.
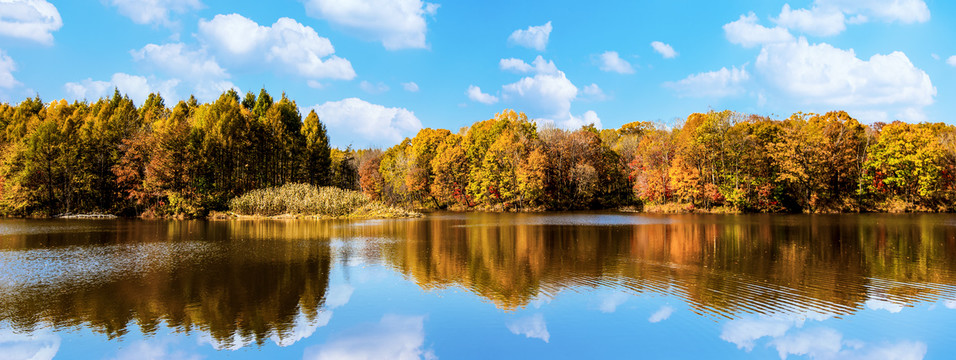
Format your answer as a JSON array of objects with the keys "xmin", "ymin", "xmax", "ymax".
[{"xmin": 0, "ymin": 0, "xmax": 953, "ymax": 147}]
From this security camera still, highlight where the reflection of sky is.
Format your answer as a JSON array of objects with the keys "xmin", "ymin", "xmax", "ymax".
[
  {"xmin": 0, "ymin": 329, "xmax": 59, "ymax": 360},
  {"xmin": 5, "ymin": 245, "xmax": 956, "ymax": 359}
]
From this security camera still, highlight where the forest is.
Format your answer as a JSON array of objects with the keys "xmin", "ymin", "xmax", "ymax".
[{"xmin": 1, "ymin": 89, "xmax": 954, "ymax": 217}]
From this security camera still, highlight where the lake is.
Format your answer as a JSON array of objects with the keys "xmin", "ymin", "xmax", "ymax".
[{"xmin": 1, "ymin": 213, "xmax": 956, "ymax": 359}]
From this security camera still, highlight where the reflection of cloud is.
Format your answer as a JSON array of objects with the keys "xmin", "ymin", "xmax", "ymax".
[
  {"xmin": 326, "ymin": 284, "xmax": 355, "ymax": 309},
  {"xmin": 111, "ymin": 338, "xmax": 202, "ymax": 360},
  {"xmin": 597, "ymin": 293, "xmax": 628, "ymax": 313},
  {"xmin": 648, "ymin": 306, "xmax": 674, "ymax": 323},
  {"xmin": 944, "ymin": 300, "xmax": 956, "ymax": 309},
  {"xmin": 866, "ymin": 299, "xmax": 904, "ymax": 313},
  {"xmin": 721, "ymin": 313, "xmax": 927, "ymax": 360},
  {"xmin": 271, "ymin": 311, "xmax": 333, "ymax": 347},
  {"xmin": 272, "ymin": 284, "xmax": 354, "ymax": 347},
  {"xmin": 197, "ymin": 331, "xmax": 255, "ymax": 351},
  {"xmin": 0, "ymin": 329, "xmax": 60, "ymax": 360},
  {"xmin": 770, "ymin": 327, "xmax": 843, "ymax": 359},
  {"xmin": 304, "ymin": 314, "xmax": 434, "ymax": 360},
  {"xmin": 506, "ymin": 314, "xmax": 550, "ymax": 343},
  {"xmin": 721, "ymin": 317, "xmax": 792, "ymax": 351}
]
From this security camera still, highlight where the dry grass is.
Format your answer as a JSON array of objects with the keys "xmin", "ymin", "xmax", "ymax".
[{"xmin": 228, "ymin": 183, "xmax": 419, "ymax": 218}]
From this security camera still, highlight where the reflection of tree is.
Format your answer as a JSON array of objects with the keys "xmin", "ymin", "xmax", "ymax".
[
  {"xmin": 0, "ymin": 221, "xmax": 333, "ymax": 349},
  {"xmin": 374, "ymin": 213, "xmax": 956, "ymax": 316}
]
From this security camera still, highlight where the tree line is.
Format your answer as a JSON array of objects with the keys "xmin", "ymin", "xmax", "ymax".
[
  {"xmin": 0, "ymin": 89, "xmax": 357, "ymax": 217},
  {"xmin": 362, "ymin": 109, "xmax": 956, "ymax": 213},
  {"xmin": 1, "ymin": 90, "xmax": 954, "ymax": 217}
]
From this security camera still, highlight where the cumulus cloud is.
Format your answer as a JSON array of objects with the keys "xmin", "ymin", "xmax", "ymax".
[
  {"xmin": 650, "ymin": 41, "xmax": 678, "ymax": 59},
  {"xmin": 648, "ymin": 305, "xmax": 674, "ymax": 323},
  {"xmin": 721, "ymin": 317, "xmax": 793, "ymax": 351},
  {"xmin": 559, "ymin": 110, "xmax": 601, "ymax": 129},
  {"xmin": 501, "ymin": 62, "xmax": 576, "ymax": 118},
  {"xmin": 113, "ymin": 338, "xmax": 202, "ymax": 360},
  {"xmin": 597, "ymin": 51, "xmax": 634, "ymax": 74},
  {"xmin": 304, "ymin": 0, "xmax": 438, "ymax": 50},
  {"xmin": 107, "ymin": 0, "xmax": 201, "ymax": 26},
  {"xmin": 466, "ymin": 85, "xmax": 498, "ymax": 104},
  {"xmin": 508, "ymin": 21, "xmax": 552, "ymax": 51},
  {"xmin": 500, "ymin": 58, "xmax": 534, "ymax": 73},
  {"xmin": 723, "ymin": 13, "xmax": 794, "ymax": 48},
  {"xmin": 303, "ymin": 314, "xmax": 434, "ymax": 360},
  {"xmin": 131, "ymin": 43, "xmax": 227, "ymax": 80},
  {"xmin": 0, "ymin": 50, "xmax": 19, "ymax": 89},
  {"xmin": 199, "ymin": 14, "xmax": 355, "ymax": 81},
  {"xmin": 402, "ymin": 81, "xmax": 419, "ymax": 92},
  {"xmin": 507, "ymin": 314, "xmax": 550, "ymax": 343},
  {"xmin": 665, "ymin": 66, "xmax": 749, "ymax": 98},
  {"xmin": 360, "ymin": 80, "xmax": 389, "ymax": 94},
  {"xmin": 311, "ymin": 97, "xmax": 422, "ymax": 148},
  {"xmin": 0, "ymin": 0, "xmax": 62, "ymax": 45},
  {"xmin": 770, "ymin": 0, "xmax": 929, "ymax": 38},
  {"xmin": 817, "ymin": 0, "xmax": 929, "ymax": 24},
  {"xmin": 755, "ymin": 37, "xmax": 935, "ymax": 117},
  {"xmin": 774, "ymin": 4, "xmax": 846, "ymax": 37},
  {"xmin": 948, "ymin": 56, "xmax": 956, "ymax": 67},
  {"xmin": 64, "ymin": 73, "xmax": 180, "ymax": 105},
  {"xmin": 580, "ymin": 83, "xmax": 607, "ymax": 101}
]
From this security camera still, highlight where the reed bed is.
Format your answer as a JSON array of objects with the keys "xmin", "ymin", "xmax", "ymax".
[{"xmin": 229, "ymin": 183, "xmax": 417, "ymax": 218}]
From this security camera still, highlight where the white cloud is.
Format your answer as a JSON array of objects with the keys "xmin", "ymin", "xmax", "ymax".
[
  {"xmin": 500, "ymin": 58, "xmax": 533, "ymax": 73},
  {"xmin": 930, "ymin": 53, "xmax": 938, "ymax": 60},
  {"xmin": 132, "ymin": 43, "xmax": 227, "ymax": 80},
  {"xmin": 947, "ymin": 55, "xmax": 956, "ymax": 67},
  {"xmin": 755, "ymin": 37, "xmax": 935, "ymax": 115},
  {"xmin": 304, "ymin": 314, "xmax": 434, "ymax": 360},
  {"xmin": 64, "ymin": 73, "xmax": 180, "ymax": 105},
  {"xmin": 107, "ymin": 0, "xmax": 201, "ymax": 26},
  {"xmin": 199, "ymin": 14, "xmax": 355, "ymax": 81},
  {"xmin": 580, "ymin": 83, "xmax": 607, "ymax": 101},
  {"xmin": 304, "ymin": 0, "xmax": 438, "ymax": 50},
  {"xmin": 817, "ymin": 0, "xmax": 929, "ymax": 24},
  {"xmin": 501, "ymin": 64, "xmax": 576, "ymax": 118},
  {"xmin": 724, "ymin": 13, "xmax": 794, "ymax": 48},
  {"xmin": 769, "ymin": 0, "xmax": 929, "ymax": 38},
  {"xmin": 402, "ymin": 81, "xmax": 419, "ymax": 92},
  {"xmin": 360, "ymin": 80, "xmax": 389, "ymax": 94},
  {"xmin": 650, "ymin": 41, "xmax": 678, "ymax": 59},
  {"xmin": 311, "ymin": 97, "xmax": 422, "ymax": 148},
  {"xmin": 0, "ymin": 49, "xmax": 19, "ymax": 88},
  {"xmin": 0, "ymin": 0, "xmax": 61, "ymax": 45},
  {"xmin": 507, "ymin": 314, "xmax": 550, "ymax": 343},
  {"xmin": 945, "ymin": 300, "xmax": 956, "ymax": 309},
  {"xmin": 508, "ymin": 21, "xmax": 552, "ymax": 51},
  {"xmin": 597, "ymin": 51, "xmax": 634, "ymax": 74},
  {"xmin": 0, "ymin": 329, "xmax": 60, "ymax": 360},
  {"xmin": 558, "ymin": 110, "xmax": 601, "ymax": 129},
  {"xmin": 466, "ymin": 85, "xmax": 498, "ymax": 104},
  {"xmin": 648, "ymin": 305, "xmax": 674, "ymax": 323},
  {"xmin": 665, "ymin": 66, "xmax": 750, "ymax": 98},
  {"xmin": 774, "ymin": 4, "xmax": 846, "ymax": 37}
]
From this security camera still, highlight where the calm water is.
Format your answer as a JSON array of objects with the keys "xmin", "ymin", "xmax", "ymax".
[{"xmin": 2, "ymin": 213, "xmax": 956, "ymax": 359}]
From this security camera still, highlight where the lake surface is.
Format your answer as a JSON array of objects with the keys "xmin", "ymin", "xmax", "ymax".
[{"xmin": 2, "ymin": 213, "xmax": 956, "ymax": 359}]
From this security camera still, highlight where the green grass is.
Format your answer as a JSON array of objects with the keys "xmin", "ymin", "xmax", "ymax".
[{"xmin": 228, "ymin": 183, "xmax": 419, "ymax": 218}]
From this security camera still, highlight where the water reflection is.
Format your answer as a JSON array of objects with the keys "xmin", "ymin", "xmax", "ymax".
[
  {"xmin": 371, "ymin": 213, "xmax": 956, "ymax": 317},
  {"xmin": 0, "ymin": 213, "xmax": 955, "ymax": 356},
  {"xmin": 0, "ymin": 220, "xmax": 333, "ymax": 350}
]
